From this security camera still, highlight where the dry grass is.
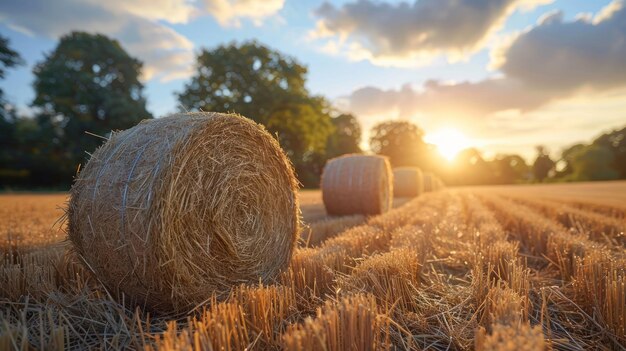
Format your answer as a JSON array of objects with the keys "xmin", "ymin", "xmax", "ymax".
[
  {"xmin": 475, "ymin": 323, "xmax": 545, "ymax": 351},
  {"xmin": 0, "ymin": 194, "xmax": 66, "ymax": 252},
  {"xmin": 338, "ymin": 248, "xmax": 422, "ymax": 311},
  {"xmin": 301, "ymin": 215, "xmax": 366, "ymax": 247},
  {"xmin": 505, "ymin": 195, "xmax": 625, "ymax": 247},
  {"xmin": 2, "ymin": 181, "xmax": 626, "ymax": 350},
  {"xmin": 282, "ymin": 294, "xmax": 390, "ymax": 351}
]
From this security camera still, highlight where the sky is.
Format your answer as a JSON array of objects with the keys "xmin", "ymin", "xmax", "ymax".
[{"xmin": 1, "ymin": 0, "xmax": 625, "ymax": 161}]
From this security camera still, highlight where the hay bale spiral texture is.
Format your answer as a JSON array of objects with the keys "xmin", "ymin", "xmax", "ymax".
[
  {"xmin": 68, "ymin": 112, "xmax": 299, "ymax": 313},
  {"xmin": 393, "ymin": 167, "xmax": 423, "ymax": 197},
  {"xmin": 321, "ymin": 154, "xmax": 392, "ymax": 216}
]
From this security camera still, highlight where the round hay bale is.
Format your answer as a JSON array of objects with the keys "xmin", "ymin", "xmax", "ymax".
[
  {"xmin": 434, "ymin": 177, "xmax": 445, "ymax": 191},
  {"xmin": 393, "ymin": 167, "xmax": 423, "ymax": 197},
  {"xmin": 422, "ymin": 172, "xmax": 434, "ymax": 192},
  {"xmin": 321, "ymin": 154, "xmax": 392, "ymax": 216},
  {"xmin": 68, "ymin": 112, "xmax": 299, "ymax": 313}
]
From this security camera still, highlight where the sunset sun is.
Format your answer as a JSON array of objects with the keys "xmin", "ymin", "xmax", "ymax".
[{"xmin": 425, "ymin": 128, "xmax": 470, "ymax": 161}]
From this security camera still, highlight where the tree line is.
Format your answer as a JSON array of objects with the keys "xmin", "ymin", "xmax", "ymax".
[
  {"xmin": 368, "ymin": 122, "xmax": 626, "ymax": 186},
  {"xmin": 1, "ymin": 32, "xmax": 624, "ymax": 189}
]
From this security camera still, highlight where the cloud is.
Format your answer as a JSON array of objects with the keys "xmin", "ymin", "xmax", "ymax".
[
  {"xmin": 349, "ymin": 79, "xmax": 551, "ymax": 120},
  {"xmin": 88, "ymin": 0, "xmax": 197, "ymax": 24},
  {"xmin": 203, "ymin": 0, "xmax": 285, "ymax": 27},
  {"xmin": 0, "ymin": 0, "xmax": 194, "ymax": 82},
  {"xmin": 345, "ymin": 1, "xmax": 626, "ymax": 122},
  {"xmin": 311, "ymin": 0, "xmax": 552, "ymax": 66},
  {"xmin": 495, "ymin": 2, "xmax": 626, "ymax": 93},
  {"xmin": 0, "ymin": 0, "xmax": 285, "ymax": 81},
  {"xmin": 119, "ymin": 20, "xmax": 195, "ymax": 81}
]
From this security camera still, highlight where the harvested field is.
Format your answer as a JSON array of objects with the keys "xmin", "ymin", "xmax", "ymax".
[
  {"xmin": 1, "ymin": 181, "xmax": 625, "ymax": 350},
  {"xmin": 299, "ymin": 190, "xmax": 412, "ymax": 223},
  {"xmin": 465, "ymin": 181, "xmax": 626, "ymax": 208}
]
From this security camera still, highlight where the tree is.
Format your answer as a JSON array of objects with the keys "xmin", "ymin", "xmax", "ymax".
[
  {"xmin": 532, "ymin": 146, "xmax": 555, "ymax": 182},
  {"xmin": 557, "ymin": 143, "xmax": 585, "ymax": 179},
  {"xmin": 179, "ymin": 41, "xmax": 308, "ymax": 121},
  {"xmin": 0, "ymin": 35, "xmax": 26, "ymax": 185},
  {"xmin": 326, "ymin": 113, "xmax": 361, "ymax": 158},
  {"xmin": 265, "ymin": 98, "xmax": 332, "ymax": 187},
  {"xmin": 32, "ymin": 32, "xmax": 151, "ymax": 182},
  {"xmin": 592, "ymin": 127, "xmax": 626, "ymax": 178},
  {"xmin": 491, "ymin": 154, "xmax": 529, "ymax": 184},
  {"xmin": 369, "ymin": 120, "xmax": 427, "ymax": 167},
  {"xmin": 0, "ymin": 35, "xmax": 23, "ymax": 105},
  {"xmin": 568, "ymin": 144, "xmax": 618, "ymax": 181},
  {"xmin": 178, "ymin": 41, "xmax": 333, "ymax": 186},
  {"xmin": 449, "ymin": 148, "xmax": 492, "ymax": 185}
]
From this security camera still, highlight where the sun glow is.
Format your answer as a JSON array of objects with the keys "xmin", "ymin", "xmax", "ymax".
[{"xmin": 425, "ymin": 128, "xmax": 471, "ymax": 161}]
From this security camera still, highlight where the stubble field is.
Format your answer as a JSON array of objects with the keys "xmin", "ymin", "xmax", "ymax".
[{"xmin": 1, "ymin": 181, "xmax": 625, "ymax": 350}]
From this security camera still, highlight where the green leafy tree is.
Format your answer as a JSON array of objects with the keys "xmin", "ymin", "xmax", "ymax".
[
  {"xmin": 369, "ymin": 120, "xmax": 427, "ymax": 167},
  {"xmin": 556, "ymin": 143, "xmax": 585, "ymax": 179},
  {"xmin": 592, "ymin": 127, "xmax": 626, "ymax": 178},
  {"xmin": 0, "ymin": 35, "xmax": 23, "ymax": 105},
  {"xmin": 326, "ymin": 113, "xmax": 362, "ymax": 158},
  {"xmin": 568, "ymin": 144, "xmax": 618, "ymax": 181},
  {"xmin": 0, "ymin": 35, "xmax": 26, "ymax": 185},
  {"xmin": 178, "ymin": 41, "xmax": 333, "ymax": 186},
  {"xmin": 490, "ymin": 154, "xmax": 529, "ymax": 184},
  {"xmin": 32, "ymin": 31, "xmax": 152, "ymax": 182},
  {"xmin": 532, "ymin": 146, "xmax": 555, "ymax": 182},
  {"xmin": 178, "ymin": 41, "xmax": 308, "ymax": 120},
  {"xmin": 449, "ymin": 148, "xmax": 491, "ymax": 185}
]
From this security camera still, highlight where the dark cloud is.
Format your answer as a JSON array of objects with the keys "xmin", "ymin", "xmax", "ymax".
[
  {"xmin": 499, "ymin": 4, "xmax": 626, "ymax": 92},
  {"xmin": 313, "ymin": 0, "xmax": 550, "ymax": 64}
]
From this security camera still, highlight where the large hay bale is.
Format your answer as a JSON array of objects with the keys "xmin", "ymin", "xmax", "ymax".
[
  {"xmin": 393, "ymin": 167, "xmax": 423, "ymax": 197},
  {"xmin": 68, "ymin": 112, "xmax": 299, "ymax": 313},
  {"xmin": 321, "ymin": 154, "xmax": 392, "ymax": 216}
]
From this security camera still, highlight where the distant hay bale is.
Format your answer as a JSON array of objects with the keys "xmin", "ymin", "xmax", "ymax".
[
  {"xmin": 321, "ymin": 154, "xmax": 392, "ymax": 216},
  {"xmin": 68, "ymin": 112, "xmax": 299, "ymax": 313},
  {"xmin": 434, "ymin": 177, "xmax": 446, "ymax": 191},
  {"xmin": 432, "ymin": 177, "xmax": 440, "ymax": 191},
  {"xmin": 393, "ymin": 167, "xmax": 423, "ymax": 197},
  {"xmin": 423, "ymin": 172, "xmax": 434, "ymax": 192}
]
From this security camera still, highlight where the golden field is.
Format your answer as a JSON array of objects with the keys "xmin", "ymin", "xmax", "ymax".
[{"xmin": 1, "ymin": 182, "xmax": 625, "ymax": 350}]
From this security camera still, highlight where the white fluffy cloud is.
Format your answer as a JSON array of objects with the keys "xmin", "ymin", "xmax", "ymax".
[
  {"xmin": 204, "ymin": 0, "xmax": 285, "ymax": 27},
  {"xmin": 311, "ymin": 0, "xmax": 553, "ymax": 66},
  {"xmin": 345, "ymin": 1, "xmax": 626, "ymax": 121},
  {"xmin": 0, "ymin": 0, "xmax": 285, "ymax": 81},
  {"xmin": 89, "ymin": 0, "xmax": 197, "ymax": 24},
  {"xmin": 0, "ymin": 0, "xmax": 194, "ymax": 82}
]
